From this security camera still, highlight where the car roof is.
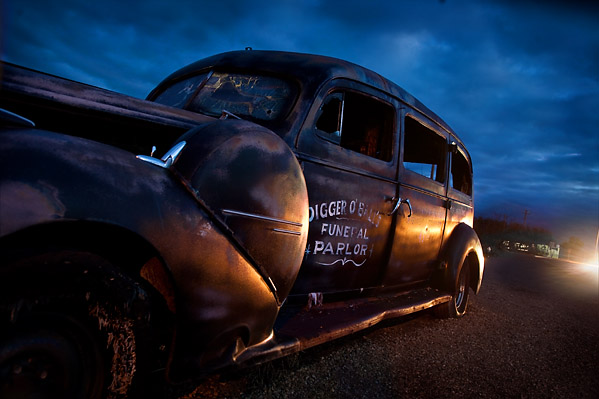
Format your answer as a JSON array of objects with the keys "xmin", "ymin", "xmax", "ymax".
[{"xmin": 150, "ymin": 50, "xmax": 466, "ymax": 149}]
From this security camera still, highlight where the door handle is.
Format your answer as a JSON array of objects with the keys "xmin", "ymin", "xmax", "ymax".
[{"xmin": 387, "ymin": 197, "xmax": 412, "ymax": 217}]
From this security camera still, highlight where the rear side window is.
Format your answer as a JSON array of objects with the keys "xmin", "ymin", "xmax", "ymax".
[
  {"xmin": 315, "ymin": 91, "xmax": 394, "ymax": 162},
  {"xmin": 403, "ymin": 116, "xmax": 446, "ymax": 183},
  {"xmin": 450, "ymin": 148, "xmax": 472, "ymax": 196}
]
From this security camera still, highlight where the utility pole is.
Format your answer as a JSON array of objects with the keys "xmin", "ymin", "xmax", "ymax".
[{"xmin": 523, "ymin": 209, "xmax": 529, "ymax": 227}]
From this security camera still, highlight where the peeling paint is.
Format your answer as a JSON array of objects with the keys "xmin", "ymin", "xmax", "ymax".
[{"xmin": 88, "ymin": 303, "xmax": 136, "ymax": 399}]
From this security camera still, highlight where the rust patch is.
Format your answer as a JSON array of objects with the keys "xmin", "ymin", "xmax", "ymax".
[
  {"xmin": 140, "ymin": 257, "xmax": 177, "ymax": 313},
  {"xmin": 88, "ymin": 303, "xmax": 136, "ymax": 399}
]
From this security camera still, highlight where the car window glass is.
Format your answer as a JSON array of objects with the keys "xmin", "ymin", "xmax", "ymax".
[
  {"xmin": 450, "ymin": 148, "xmax": 472, "ymax": 195},
  {"xmin": 315, "ymin": 93, "xmax": 343, "ymax": 144},
  {"xmin": 153, "ymin": 72, "xmax": 209, "ymax": 108},
  {"xmin": 315, "ymin": 91, "xmax": 393, "ymax": 162},
  {"xmin": 403, "ymin": 116, "xmax": 446, "ymax": 183},
  {"xmin": 154, "ymin": 72, "xmax": 297, "ymax": 122},
  {"xmin": 190, "ymin": 72, "xmax": 295, "ymax": 121}
]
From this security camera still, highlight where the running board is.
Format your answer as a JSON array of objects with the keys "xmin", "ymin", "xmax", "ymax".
[{"xmin": 234, "ymin": 288, "xmax": 451, "ymax": 368}]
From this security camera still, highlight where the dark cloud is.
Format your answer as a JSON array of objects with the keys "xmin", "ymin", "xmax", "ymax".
[{"xmin": 2, "ymin": 0, "xmax": 598, "ymax": 248}]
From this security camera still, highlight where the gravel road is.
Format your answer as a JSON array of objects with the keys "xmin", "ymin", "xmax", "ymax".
[{"xmin": 181, "ymin": 252, "xmax": 599, "ymax": 398}]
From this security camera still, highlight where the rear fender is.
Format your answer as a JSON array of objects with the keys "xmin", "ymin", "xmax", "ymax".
[{"xmin": 434, "ymin": 223, "xmax": 484, "ymax": 294}]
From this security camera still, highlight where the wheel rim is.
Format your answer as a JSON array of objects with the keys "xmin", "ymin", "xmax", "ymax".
[
  {"xmin": 0, "ymin": 314, "xmax": 104, "ymax": 399},
  {"xmin": 456, "ymin": 268, "xmax": 467, "ymax": 309}
]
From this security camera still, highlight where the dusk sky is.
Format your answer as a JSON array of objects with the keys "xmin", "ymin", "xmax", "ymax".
[{"xmin": 2, "ymin": 0, "xmax": 598, "ymax": 254}]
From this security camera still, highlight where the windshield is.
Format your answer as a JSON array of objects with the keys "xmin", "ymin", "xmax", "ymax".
[{"xmin": 153, "ymin": 71, "xmax": 297, "ymax": 122}]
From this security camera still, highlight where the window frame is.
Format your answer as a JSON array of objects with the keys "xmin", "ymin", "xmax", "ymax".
[
  {"xmin": 399, "ymin": 112, "xmax": 449, "ymax": 196},
  {"xmin": 400, "ymin": 109, "xmax": 450, "ymax": 187},
  {"xmin": 448, "ymin": 141, "xmax": 474, "ymax": 201},
  {"xmin": 311, "ymin": 83, "xmax": 397, "ymax": 165}
]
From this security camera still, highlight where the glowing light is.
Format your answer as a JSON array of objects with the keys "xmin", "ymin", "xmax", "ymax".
[
  {"xmin": 578, "ymin": 255, "xmax": 599, "ymax": 273},
  {"xmin": 584, "ymin": 256, "xmax": 599, "ymax": 268}
]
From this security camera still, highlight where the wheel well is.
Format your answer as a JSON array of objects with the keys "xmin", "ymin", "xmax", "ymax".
[
  {"xmin": 1, "ymin": 221, "xmax": 157, "ymax": 271},
  {"xmin": 0, "ymin": 220, "xmax": 177, "ymax": 321},
  {"xmin": 433, "ymin": 223, "xmax": 484, "ymax": 294},
  {"xmin": 0, "ymin": 222, "xmax": 180, "ymax": 388},
  {"xmin": 0, "ymin": 249, "xmax": 173, "ymax": 398},
  {"xmin": 466, "ymin": 250, "xmax": 481, "ymax": 294}
]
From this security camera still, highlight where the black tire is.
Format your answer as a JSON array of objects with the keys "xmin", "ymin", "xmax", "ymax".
[
  {"xmin": 0, "ymin": 250, "xmax": 161, "ymax": 399},
  {"xmin": 0, "ymin": 312, "xmax": 105, "ymax": 399},
  {"xmin": 435, "ymin": 258, "xmax": 471, "ymax": 318}
]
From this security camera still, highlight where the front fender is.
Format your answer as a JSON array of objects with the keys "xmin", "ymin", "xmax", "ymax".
[
  {"xmin": 173, "ymin": 119, "xmax": 310, "ymax": 301},
  {"xmin": 0, "ymin": 127, "xmax": 281, "ymax": 380}
]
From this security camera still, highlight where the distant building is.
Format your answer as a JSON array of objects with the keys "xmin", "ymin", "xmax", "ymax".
[
  {"xmin": 500, "ymin": 240, "xmax": 559, "ymax": 258},
  {"xmin": 531, "ymin": 242, "xmax": 560, "ymax": 259}
]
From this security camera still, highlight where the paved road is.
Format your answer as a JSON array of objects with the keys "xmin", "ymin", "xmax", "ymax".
[{"xmin": 181, "ymin": 252, "xmax": 599, "ymax": 398}]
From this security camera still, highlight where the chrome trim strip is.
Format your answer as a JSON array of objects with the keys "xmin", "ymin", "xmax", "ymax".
[
  {"xmin": 272, "ymin": 228, "xmax": 302, "ymax": 236},
  {"xmin": 221, "ymin": 209, "xmax": 303, "ymax": 227},
  {"xmin": 1, "ymin": 108, "xmax": 35, "ymax": 127}
]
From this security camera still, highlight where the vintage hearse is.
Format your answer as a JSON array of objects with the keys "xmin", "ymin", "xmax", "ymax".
[{"xmin": 0, "ymin": 50, "xmax": 483, "ymax": 398}]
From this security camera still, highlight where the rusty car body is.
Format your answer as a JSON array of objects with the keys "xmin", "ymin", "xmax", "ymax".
[{"xmin": 0, "ymin": 50, "xmax": 484, "ymax": 398}]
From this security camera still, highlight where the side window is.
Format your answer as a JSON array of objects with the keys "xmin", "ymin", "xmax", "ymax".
[
  {"xmin": 450, "ymin": 147, "xmax": 472, "ymax": 196},
  {"xmin": 403, "ymin": 116, "xmax": 446, "ymax": 183},
  {"xmin": 315, "ymin": 91, "xmax": 394, "ymax": 162}
]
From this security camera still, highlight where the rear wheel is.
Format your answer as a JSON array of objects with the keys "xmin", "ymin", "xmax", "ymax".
[{"xmin": 435, "ymin": 258, "xmax": 470, "ymax": 318}]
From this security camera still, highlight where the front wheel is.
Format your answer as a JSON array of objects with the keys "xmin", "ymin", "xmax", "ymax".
[
  {"xmin": 0, "ymin": 250, "xmax": 163, "ymax": 399},
  {"xmin": 435, "ymin": 259, "xmax": 470, "ymax": 318},
  {"xmin": 0, "ymin": 312, "xmax": 105, "ymax": 399}
]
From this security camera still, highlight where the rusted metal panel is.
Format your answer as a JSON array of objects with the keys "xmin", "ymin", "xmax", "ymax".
[
  {"xmin": 0, "ymin": 127, "xmax": 282, "ymax": 380},
  {"xmin": 172, "ymin": 119, "xmax": 309, "ymax": 301},
  {"xmin": 0, "ymin": 62, "xmax": 213, "ymax": 129}
]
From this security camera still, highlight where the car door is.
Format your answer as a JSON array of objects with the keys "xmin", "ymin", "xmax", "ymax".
[
  {"xmin": 383, "ymin": 112, "xmax": 449, "ymax": 287},
  {"xmin": 291, "ymin": 80, "xmax": 399, "ymax": 295}
]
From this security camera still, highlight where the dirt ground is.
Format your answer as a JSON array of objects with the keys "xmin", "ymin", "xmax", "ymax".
[{"xmin": 180, "ymin": 252, "xmax": 599, "ymax": 398}]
